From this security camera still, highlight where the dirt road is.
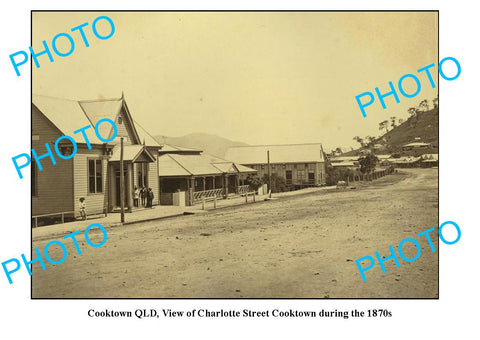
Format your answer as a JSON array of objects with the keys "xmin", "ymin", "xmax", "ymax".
[{"xmin": 32, "ymin": 168, "xmax": 438, "ymax": 298}]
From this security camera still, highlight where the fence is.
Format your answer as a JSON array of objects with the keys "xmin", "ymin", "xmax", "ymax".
[
  {"xmin": 345, "ymin": 167, "xmax": 395, "ymax": 183},
  {"xmin": 238, "ymin": 185, "xmax": 250, "ymax": 195},
  {"xmin": 32, "ymin": 210, "xmax": 76, "ymax": 228},
  {"xmin": 193, "ymin": 188, "xmax": 225, "ymax": 202}
]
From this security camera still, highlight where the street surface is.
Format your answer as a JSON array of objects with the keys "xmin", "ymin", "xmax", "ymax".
[{"xmin": 32, "ymin": 168, "xmax": 438, "ymax": 298}]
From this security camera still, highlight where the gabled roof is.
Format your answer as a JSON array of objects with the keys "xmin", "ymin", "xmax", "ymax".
[
  {"xmin": 134, "ymin": 121, "xmax": 161, "ymax": 147},
  {"xmin": 158, "ymin": 152, "xmax": 256, "ymax": 177},
  {"xmin": 78, "ymin": 99, "xmax": 124, "ymax": 139},
  {"xmin": 225, "ymin": 143, "xmax": 325, "ymax": 164},
  {"xmin": 158, "ymin": 153, "xmax": 222, "ymax": 176},
  {"xmin": 33, "ymin": 95, "xmax": 104, "ymax": 145},
  {"xmin": 109, "ymin": 145, "xmax": 156, "ymax": 163},
  {"xmin": 33, "ymin": 94, "xmax": 157, "ymax": 147},
  {"xmin": 234, "ymin": 163, "xmax": 257, "ymax": 173}
]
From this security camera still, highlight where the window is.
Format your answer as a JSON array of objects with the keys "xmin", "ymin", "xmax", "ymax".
[
  {"xmin": 32, "ymin": 162, "xmax": 38, "ymax": 196},
  {"xmin": 88, "ymin": 159, "xmax": 103, "ymax": 193}
]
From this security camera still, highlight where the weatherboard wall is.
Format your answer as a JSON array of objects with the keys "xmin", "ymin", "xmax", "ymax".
[{"xmin": 32, "ymin": 106, "xmax": 74, "ymax": 216}]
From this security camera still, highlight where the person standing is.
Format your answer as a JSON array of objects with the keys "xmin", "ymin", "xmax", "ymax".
[
  {"xmin": 133, "ymin": 186, "xmax": 139, "ymax": 207},
  {"xmin": 140, "ymin": 186, "xmax": 147, "ymax": 207},
  {"xmin": 79, "ymin": 197, "xmax": 87, "ymax": 220},
  {"xmin": 147, "ymin": 187, "xmax": 154, "ymax": 208}
]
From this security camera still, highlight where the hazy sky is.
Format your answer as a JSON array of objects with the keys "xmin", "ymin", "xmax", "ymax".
[{"xmin": 32, "ymin": 11, "xmax": 438, "ymax": 151}]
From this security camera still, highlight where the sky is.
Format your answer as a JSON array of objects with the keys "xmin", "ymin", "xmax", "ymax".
[{"xmin": 32, "ymin": 11, "xmax": 438, "ymax": 151}]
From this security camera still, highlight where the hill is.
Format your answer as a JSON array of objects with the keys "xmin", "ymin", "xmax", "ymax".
[
  {"xmin": 381, "ymin": 107, "xmax": 438, "ymax": 153},
  {"xmin": 154, "ymin": 133, "xmax": 249, "ymax": 158},
  {"xmin": 344, "ymin": 107, "xmax": 439, "ymax": 156}
]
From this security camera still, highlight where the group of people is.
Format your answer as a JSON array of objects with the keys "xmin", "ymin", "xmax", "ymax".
[{"xmin": 134, "ymin": 186, "xmax": 154, "ymax": 208}]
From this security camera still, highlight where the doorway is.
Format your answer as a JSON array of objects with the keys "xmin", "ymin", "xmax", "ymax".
[{"xmin": 114, "ymin": 169, "xmax": 129, "ymax": 208}]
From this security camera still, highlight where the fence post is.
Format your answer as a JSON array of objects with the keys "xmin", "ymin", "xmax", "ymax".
[
  {"xmin": 202, "ymin": 197, "xmax": 205, "ymax": 210},
  {"xmin": 214, "ymin": 195, "xmax": 217, "ymax": 209},
  {"xmin": 245, "ymin": 194, "xmax": 248, "ymax": 203},
  {"xmin": 253, "ymin": 192, "xmax": 256, "ymax": 202}
]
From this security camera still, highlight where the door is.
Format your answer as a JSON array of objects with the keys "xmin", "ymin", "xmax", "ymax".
[
  {"xmin": 285, "ymin": 170, "xmax": 293, "ymax": 185},
  {"xmin": 115, "ymin": 169, "xmax": 129, "ymax": 207}
]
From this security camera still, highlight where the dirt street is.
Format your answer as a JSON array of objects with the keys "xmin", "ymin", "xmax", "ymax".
[{"xmin": 32, "ymin": 168, "xmax": 438, "ymax": 298}]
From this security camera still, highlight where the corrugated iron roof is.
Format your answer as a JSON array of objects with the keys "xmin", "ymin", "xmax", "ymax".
[
  {"xmin": 234, "ymin": 163, "xmax": 257, "ymax": 173},
  {"xmin": 33, "ymin": 94, "xmax": 159, "ymax": 148},
  {"xmin": 403, "ymin": 142, "xmax": 431, "ymax": 147},
  {"xmin": 225, "ymin": 143, "xmax": 325, "ymax": 164},
  {"xmin": 134, "ymin": 120, "xmax": 161, "ymax": 147},
  {"xmin": 157, "ymin": 154, "xmax": 192, "ymax": 176},
  {"xmin": 33, "ymin": 95, "xmax": 104, "ymax": 145},
  {"xmin": 158, "ymin": 153, "xmax": 256, "ymax": 177}
]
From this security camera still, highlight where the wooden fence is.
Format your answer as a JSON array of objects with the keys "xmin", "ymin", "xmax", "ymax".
[
  {"xmin": 193, "ymin": 188, "xmax": 225, "ymax": 202},
  {"xmin": 238, "ymin": 185, "xmax": 250, "ymax": 195},
  {"xmin": 32, "ymin": 210, "xmax": 76, "ymax": 228},
  {"xmin": 345, "ymin": 167, "xmax": 395, "ymax": 183}
]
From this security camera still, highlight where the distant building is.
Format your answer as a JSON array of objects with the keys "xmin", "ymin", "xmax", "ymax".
[
  {"xmin": 390, "ymin": 156, "xmax": 422, "ymax": 168},
  {"xmin": 225, "ymin": 143, "xmax": 327, "ymax": 189},
  {"xmin": 402, "ymin": 142, "xmax": 431, "ymax": 151},
  {"xmin": 329, "ymin": 156, "xmax": 359, "ymax": 169},
  {"xmin": 420, "ymin": 153, "xmax": 438, "ymax": 167}
]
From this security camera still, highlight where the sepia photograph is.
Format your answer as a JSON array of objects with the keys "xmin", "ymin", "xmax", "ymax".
[{"xmin": 30, "ymin": 11, "xmax": 439, "ymax": 298}]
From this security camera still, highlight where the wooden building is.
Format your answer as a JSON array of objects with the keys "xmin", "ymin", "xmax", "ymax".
[
  {"xmin": 158, "ymin": 147, "xmax": 256, "ymax": 205},
  {"xmin": 225, "ymin": 143, "xmax": 327, "ymax": 189},
  {"xmin": 32, "ymin": 94, "xmax": 161, "ymax": 220}
]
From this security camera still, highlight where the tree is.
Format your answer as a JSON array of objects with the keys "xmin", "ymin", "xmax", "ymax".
[
  {"xmin": 326, "ymin": 166, "xmax": 355, "ymax": 186},
  {"xmin": 408, "ymin": 107, "xmax": 417, "ymax": 117},
  {"xmin": 390, "ymin": 116, "xmax": 397, "ymax": 129},
  {"xmin": 358, "ymin": 154, "xmax": 379, "ymax": 174},
  {"xmin": 419, "ymin": 99, "xmax": 429, "ymax": 112},
  {"xmin": 335, "ymin": 147, "xmax": 343, "ymax": 155},
  {"xmin": 379, "ymin": 120, "xmax": 389, "ymax": 135},
  {"xmin": 364, "ymin": 136, "xmax": 375, "ymax": 147},
  {"xmin": 433, "ymin": 96, "xmax": 438, "ymax": 109},
  {"xmin": 245, "ymin": 174, "xmax": 262, "ymax": 191},
  {"xmin": 261, "ymin": 173, "xmax": 287, "ymax": 193},
  {"xmin": 398, "ymin": 118, "xmax": 405, "ymax": 125},
  {"xmin": 353, "ymin": 136, "xmax": 365, "ymax": 148}
]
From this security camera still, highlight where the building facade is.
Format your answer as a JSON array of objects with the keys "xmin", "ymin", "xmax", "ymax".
[
  {"xmin": 32, "ymin": 94, "xmax": 161, "ymax": 220},
  {"xmin": 225, "ymin": 143, "xmax": 327, "ymax": 189},
  {"xmin": 158, "ymin": 146, "xmax": 256, "ymax": 205}
]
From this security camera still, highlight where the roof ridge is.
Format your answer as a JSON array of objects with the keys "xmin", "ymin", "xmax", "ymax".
[
  {"xmin": 78, "ymin": 97, "xmax": 123, "ymax": 103},
  {"xmin": 32, "ymin": 94, "xmax": 79, "ymax": 102}
]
